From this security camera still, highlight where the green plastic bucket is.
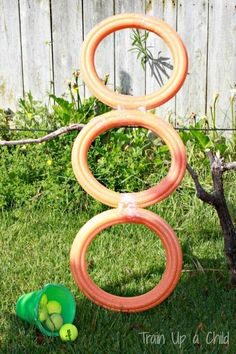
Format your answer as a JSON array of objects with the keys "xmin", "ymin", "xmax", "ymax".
[{"xmin": 16, "ymin": 283, "xmax": 76, "ymax": 336}]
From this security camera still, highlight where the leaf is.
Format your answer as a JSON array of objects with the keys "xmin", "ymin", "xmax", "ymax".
[
  {"xmin": 216, "ymin": 143, "xmax": 228, "ymax": 155},
  {"xmin": 179, "ymin": 131, "xmax": 190, "ymax": 144},
  {"xmin": 157, "ymin": 145, "xmax": 169, "ymax": 153},
  {"xmin": 128, "ymin": 48, "xmax": 138, "ymax": 53},
  {"xmin": 49, "ymin": 94, "xmax": 73, "ymax": 113},
  {"xmin": 137, "ymin": 51, "xmax": 142, "ymax": 59},
  {"xmin": 154, "ymin": 158, "xmax": 164, "ymax": 166},
  {"xmin": 190, "ymin": 129, "xmax": 210, "ymax": 149},
  {"xmin": 141, "ymin": 57, "xmax": 146, "ymax": 70}
]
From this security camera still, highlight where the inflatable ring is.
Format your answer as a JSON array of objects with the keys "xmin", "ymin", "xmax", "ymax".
[
  {"xmin": 70, "ymin": 208, "xmax": 182, "ymax": 312},
  {"xmin": 80, "ymin": 13, "xmax": 188, "ymax": 110},
  {"xmin": 71, "ymin": 110, "xmax": 187, "ymax": 208}
]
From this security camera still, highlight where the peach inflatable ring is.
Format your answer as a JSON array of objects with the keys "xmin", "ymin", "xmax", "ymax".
[
  {"xmin": 79, "ymin": 13, "xmax": 188, "ymax": 110},
  {"xmin": 70, "ymin": 208, "xmax": 182, "ymax": 312},
  {"xmin": 70, "ymin": 13, "xmax": 188, "ymax": 312},
  {"xmin": 71, "ymin": 110, "xmax": 186, "ymax": 208}
]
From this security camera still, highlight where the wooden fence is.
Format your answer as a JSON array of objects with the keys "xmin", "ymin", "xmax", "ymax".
[{"xmin": 0, "ymin": 0, "xmax": 235, "ymax": 126}]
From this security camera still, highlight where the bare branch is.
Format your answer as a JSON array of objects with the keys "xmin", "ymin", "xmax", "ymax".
[
  {"xmin": 205, "ymin": 149, "xmax": 236, "ymax": 172},
  {"xmin": 0, "ymin": 123, "xmax": 84, "ymax": 146},
  {"xmin": 222, "ymin": 161, "xmax": 236, "ymax": 171},
  {"xmin": 186, "ymin": 163, "xmax": 216, "ymax": 205},
  {"xmin": 205, "ymin": 151, "xmax": 226, "ymax": 196},
  {"xmin": 188, "ymin": 151, "xmax": 236, "ymax": 285}
]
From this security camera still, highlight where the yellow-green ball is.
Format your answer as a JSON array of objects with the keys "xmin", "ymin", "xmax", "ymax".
[
  {"xmin": 45, "ymin": 314, "xmax": 63, "ymax": 331},
  {"xmin": 39, "ymin": 294, "xmax": 48, "ymax": 306},
  {"xmin": 59, "ymin": 324, "xmax": 78, "ymax": 341},
  {"xmin": 47, "ymin": 300, "xmax": 62, "ymax": 315},
  {"xmin": 38, "ymin": 305, "xmax": 48, "ymax": 322}
]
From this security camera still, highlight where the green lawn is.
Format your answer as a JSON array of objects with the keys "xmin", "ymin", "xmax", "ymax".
[{"xmin": 0, "ymin": 177, "xmax": 236, "ymax": 353}]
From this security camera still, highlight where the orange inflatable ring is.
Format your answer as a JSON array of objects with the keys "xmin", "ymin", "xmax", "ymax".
[
  {"xmin": 80, "ymin": 13, "xmax": 188, "ymax": 110},
  {"xmin": 71, "ymin": 110, "xmax": 187, "ymax": 208},
  {"xmin": 70, "ymin": 208, "xmax": 182, "ymax": 312}
]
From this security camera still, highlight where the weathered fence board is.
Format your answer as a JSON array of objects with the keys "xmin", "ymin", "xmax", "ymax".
[
  {"xmin": 20, "ymin": 0, "xmax": 53, "ymax": 102},
  {"xmin": 176, "ymin": 0, "xmax": 208, "ymax": 122},
  {"xmin": 51, "ymin": 0, "xmax": 84, "ymax": 98},
  {"xmin": 207, "ymin": 0, "xmax": 236, "ymax": 128},
  {"xmin": 0, "ymin": 0, "xmax": 235, "ymax": 128},
  {"xmin": 114, "ymin": 0, "xmax": 146, "ymax": 97},
  {"xmin": 146, "ymin": 0, "xmax": 177, "ymax": 121},
  {"xmin": 0, "ymin": 0, "xmax": 23, "ymax": 109},
  {"xmin": 83, "ymin": 0, "xmax": 115, "ymax": 97}
]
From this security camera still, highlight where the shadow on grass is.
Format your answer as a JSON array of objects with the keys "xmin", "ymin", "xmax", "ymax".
[
  {"xmin": 1, "ymin": 253, "xmax": 235, "ymax": 354},
  {"xmin": 98, "ymin": 264, "xmax": 165, "ymax": 297}
]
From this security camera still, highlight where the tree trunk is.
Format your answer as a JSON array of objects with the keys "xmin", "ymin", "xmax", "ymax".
[
  {"xmin": 215, "ymin": 201, "xmax": 236, "ymax": 286},
  {"xmin": 211, "ymin": 154, "xmax": 236, "ymax": 285},
  {"xmin": 187, "ymin": 155, "xmax": 236, "ymax": 287}
]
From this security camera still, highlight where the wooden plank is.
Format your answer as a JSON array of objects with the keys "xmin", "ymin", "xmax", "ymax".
[
  {"xmin": 114, "ymin": 0, "xmax": 146, "ymax": 97},
  {"xmin": 0, "ymin": 0, "xmax": 23, "ymax": 109},
  {"xmin": 51, "ymin": 0, "xmax": 84, "ymax": 99},
  {"xmin": 207, "ymin": 0, "xmax": 236, "ymax": 128},
  {"xmin": 20, "ymin": 0, "xmax": 52, "ymax": 102},
  {"xmin": 83, "ymin": 0, "xmax": 114, "ymax": 97},
  {"xmin": 146, "ymin": 0, "xmax": 177, "ymax": 121},
  {"xmin": 176, "ymin": 0, "xmax": 208, "ymax": 123}
]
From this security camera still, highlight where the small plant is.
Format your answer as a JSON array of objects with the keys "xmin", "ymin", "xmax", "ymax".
[
  {"xmin": 129, "ymin": 29, "xmax": 173, "ymax": 87},
  {"xmin": 14, "ymin": 92, "xmax": 54, "ymax": 129},
  {"xmin": 176, "ymin": 94, "xmax": 236, "ymax": 162},
  {"xmin": 50, "ymin": 71, "xmax": 111, "ymax": 126},
  {"xmin": 88, "ymin": 126, "xmax": 171, "ymax": 193}
]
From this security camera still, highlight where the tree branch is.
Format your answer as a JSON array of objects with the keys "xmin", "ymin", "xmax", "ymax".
[
  {"xmin": 0, "ymin": 123, "xmax": 84, "ymax": 146},
  {"xmin": 187, "ymin": 152, "xmax": 236, "ymax": 286},
  {"xmin": 222, "ymin": 161, "xmax": 236, "ymax": 171},
  {"xmin": 186, "ymin": 163, "xmax": 216, "ymax": 205}
]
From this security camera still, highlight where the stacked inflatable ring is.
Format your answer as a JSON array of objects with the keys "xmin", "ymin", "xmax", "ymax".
[{"xmin": 70, "ymin": 13, "xmax": 188, "ymax": 312}]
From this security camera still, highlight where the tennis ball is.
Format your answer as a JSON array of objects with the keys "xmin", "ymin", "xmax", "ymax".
[
  {"xmin": 45, "ymin": 314, "xmax": 63, "ymax": 331},
  {"xmin": 38, "ymin": 305, "xmax": 48, "ymax": 322},
  {"xmin": 45, "ymin": 316, "xmax": 55, "ymax": 331},
  {"xmin": 47, "ymin": 300, "xmax": 62, "ymax": 314},
  {"xmin": 39, "ymin": 294, "xmax": 48, "ymax": 306},
  {"xmin": 59, "ymin": 324, "xmax": 78, "ymax": 341}
]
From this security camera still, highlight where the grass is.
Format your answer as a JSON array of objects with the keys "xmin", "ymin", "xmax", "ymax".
[{"xmin": 1, "ymin": 171, "xmax": 236, "ymax": 354}]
